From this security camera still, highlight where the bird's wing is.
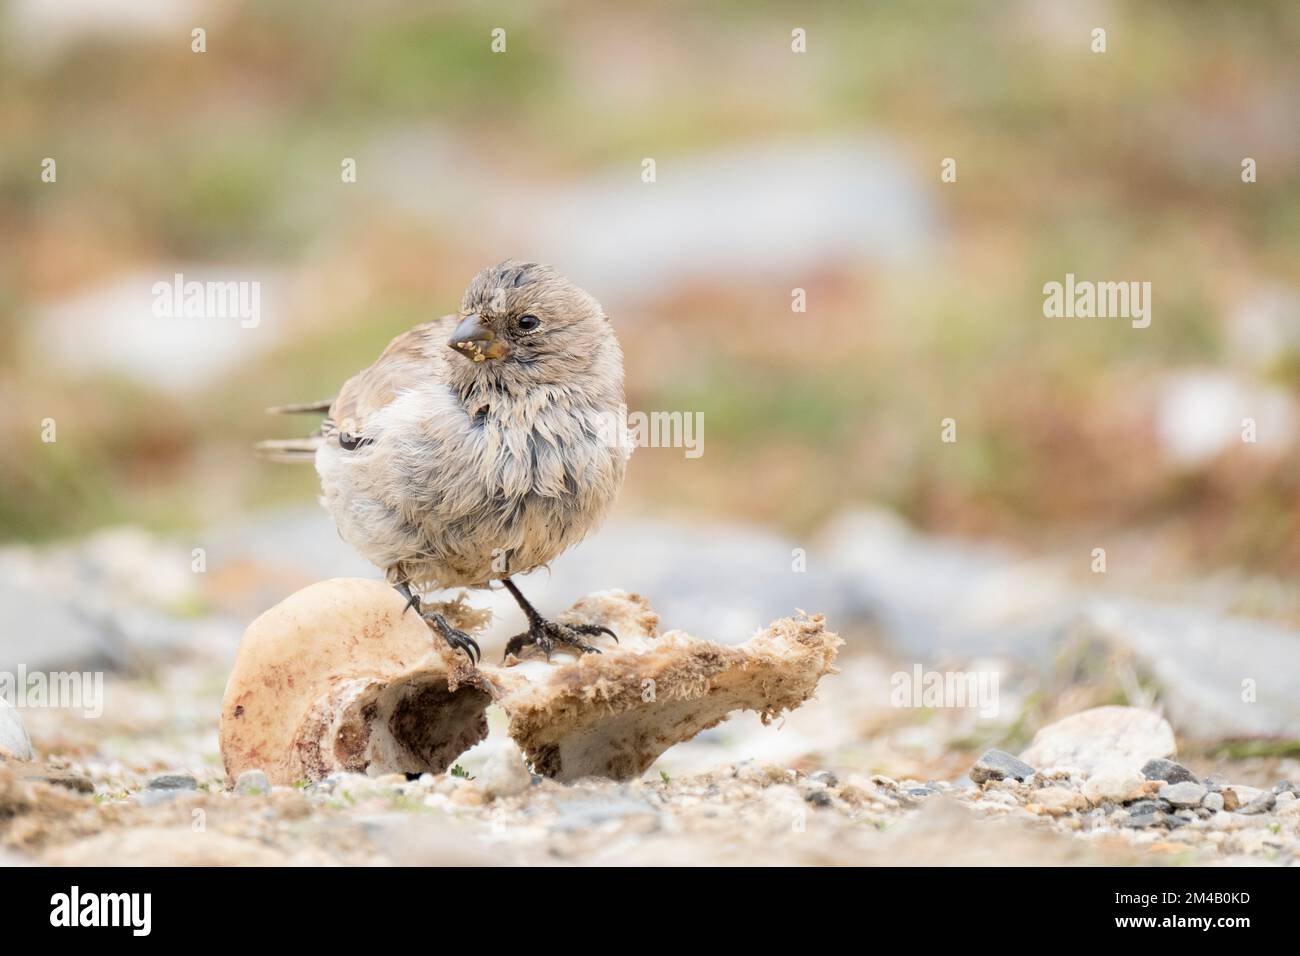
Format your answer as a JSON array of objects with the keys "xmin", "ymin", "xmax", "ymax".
[{"xmin": 326, "ymin": 317, "xmax": 453, "ymax": 442}]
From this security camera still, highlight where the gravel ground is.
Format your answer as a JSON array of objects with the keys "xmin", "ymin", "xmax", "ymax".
[
  {"xmin": 2, "ymin": 519, "xmax": 1298, "ymax": 866},
  {"xmin": 3, "ymin": 647, "xmax": 1298, "ymax": 866}
]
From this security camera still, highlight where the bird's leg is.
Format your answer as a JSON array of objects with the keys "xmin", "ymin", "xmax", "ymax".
[
  {"xmin": 500, "ymin": 577, "xmax": 617, "ymax": 661},
  {"xmin": 395, "ymin": 580, "xmax": 421, "ymax": 615},
  {"xmin": 392, "ymin": 581, "xmax": 481, "ymax": 665}
]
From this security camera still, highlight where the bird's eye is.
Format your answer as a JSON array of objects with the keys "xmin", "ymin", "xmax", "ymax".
[{"xmin": 516, "ymin": 314, "xmax": 541, "ymax": 332}]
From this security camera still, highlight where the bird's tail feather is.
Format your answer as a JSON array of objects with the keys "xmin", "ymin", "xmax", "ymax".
[
  {"xmin": 257, "ymin": 399, "xmax": 332, "ymax": 462},
  {"xmin": 265, "ymin": 399, "xmax": 333, "ymax": 415},
  {"xmin": 254, "ymin": 437, "xmax": 322, "ymax": 463}
]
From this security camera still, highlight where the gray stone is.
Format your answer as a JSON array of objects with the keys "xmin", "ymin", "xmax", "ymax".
[
  {"xmin": 1203, "ymin": 774, "xmax": 1228, "ymax": 792},
  {"xmin": 1274, "ymin": 780, "xmax": 1297, "ymax": 796},
  {"xmin": 810, "ymin": 770, "xmax": 839, "ymax": 788},
  {"xmin": 0, "ymin": 581, "xmax": 110, "ymax": 674},
  {"xmin": 1202, "ymin": 791, "xmax": 1225, "ymax": 812},
  {"xmin": 234, "ymin": 769, "xmax": 270, "ymax": 796},
  {"xmin": 147, "ymin": 773, "xmax": 197, "ymax": 791},
  {"xmin": 0, "ymin": 700, "xmax": 33, "ymax": 761},
  {"xmin": 970, "ymin": 749, "xmax": 1036, "ymax": 785},
  {"xmin": 1141, "ymin": 758, "xmax": 1199, "ymax": 785},
  {"xmin": 1238, "ymin": 792, "xmax": 1277, "ymax": 815},
  {"xmin": 1128, "ymin": 799, "xmax": 1172, "ymax": 816},
  {"xmin": 806, "ymin": 790, "xmax": 833, "ymax": 807},
  {"xmin": 1125, "ymin": 813, "xmax": 1160, "ymax": 828},
  {"xmin": 1074, "ymin": 602, "xmax": 1300, "ymax": 739},
  {"xmin": 1158, "ymin": 781, "xmax": 1208, "ymax": 808}
]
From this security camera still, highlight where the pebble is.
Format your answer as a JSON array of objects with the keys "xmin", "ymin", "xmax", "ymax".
[
  {"xmin": 810, "ymin": 770, "xmax": 839, "ymax": 788},
  {"xmin": 0, "ymin": 700, "xmax": 33, "ymax": 761},
  {"xmin": 1158, "ymin": 781, "xmax": 1207, "ymax": 808},
  {"xmin": 980, "ymin": 791, "xmax": 1018, "ymax": 806},
  {"xmin": 148, "ymin": 773, "xmax": 198, "ymax": 791},
  {"xmin": 1128, "ymin": 798, "xmax": 1172, "ymax": 815},
  {"xmin": 1141, "ymin": 758, "xmax": 1199, "ymax": 785},
  {"xmin": 1237, "ymin": 791, "xmax": 1277, "ymax": 815},
  {"xmin": 478, "ymin": 742, "xmax": 532, "ymax": 799},
  {"xmin": 1019, "ymin": 707, "xmax": 1175, "ymax": 776},
  {"xmin": 1222, "ymin": 785, "xmax": 1264, "ymax": 812},
  {"xmin": 1274, "ymin": 780, "xmax": 1297, "ymax": 796},
  {"xmin": 1029, "ymin": 786, "xmax": 1086, "ymax": 814},
  {"xmin": 1125, "ymin": 813, "xmax": 1160, "ymax": 828},
  {"xmin": 969, "ymin": 749, "xmax": 1036, "ymax": 785},
  {"xmin": 1082, "ymin": 763, "xmax": 1146, "ymax": 805},
  {"xmin": 234, "ymin": 769, "xmax": 270, "ymax": 795},
  {"xmin": 1202, "ymin": 791, "xmax": 1224, "ymax": 812}
]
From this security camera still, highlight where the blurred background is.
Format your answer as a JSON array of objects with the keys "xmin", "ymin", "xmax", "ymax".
[{"xmin": 2, "ymin": 0, "xmax": 1300, "ymax": 793}]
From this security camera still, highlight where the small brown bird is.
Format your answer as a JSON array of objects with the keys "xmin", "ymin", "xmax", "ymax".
[{"xmin": 260, "ymin": 261, "xmax": 628, "ymax": 663}]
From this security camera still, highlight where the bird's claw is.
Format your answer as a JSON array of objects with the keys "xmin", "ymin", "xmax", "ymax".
[
  {"xmin": 504, "ymin": 619, "xmax": 618, "ymax": 662},
  {"xmin": 424, "ymin": 610, "xmax": 481, "ymax": 665},
  {"xmin": 393, "ymin": 584, "xmax": 480, "ymax": 664}
]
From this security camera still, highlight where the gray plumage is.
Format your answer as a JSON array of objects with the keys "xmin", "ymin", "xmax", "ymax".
[{"xmin": 268, "ymin": 261, "xmax": 628, "ymax": 627}]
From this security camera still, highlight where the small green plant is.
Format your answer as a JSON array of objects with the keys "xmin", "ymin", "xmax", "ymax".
[
  {"xmin": 449, "ymin": 764, "xmax": 474, "ymax": 780},
  {"xmin": 659, "ymin": 770, "xmax": 671, "ymax": 784}
]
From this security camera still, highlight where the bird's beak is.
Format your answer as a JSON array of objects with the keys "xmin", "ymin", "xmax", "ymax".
[{"xmin": 448, "ymin": 314, "xmax": 508, "ymax": 363}]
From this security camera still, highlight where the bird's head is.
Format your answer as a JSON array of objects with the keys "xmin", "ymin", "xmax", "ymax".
[{"xmin": 448, "ymin": 261, "xmax": 617, "ymax": 387}]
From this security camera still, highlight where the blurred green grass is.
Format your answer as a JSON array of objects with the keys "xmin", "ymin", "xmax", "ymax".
[{"xmin": 2, "ymin": 0, "xmax": 1300, "ymax": 578}]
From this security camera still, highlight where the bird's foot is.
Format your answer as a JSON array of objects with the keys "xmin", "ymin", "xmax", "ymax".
[
  {"xmin": 425, "ymin": 611, "xmax": 481, "ymax": 665},
  {"xmin": 504, "ymin": 616, "xmax": 617, "ymax": 662},
  {"xmin": 395, "ymin": 585, "xmax": 480, "ymax": 665}
]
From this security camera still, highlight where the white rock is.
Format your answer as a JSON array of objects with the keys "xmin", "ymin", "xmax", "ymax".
[
  {"xmin": 0, "ymin": 700, "xmax": 33, "ymax": 761},
  {"xmin": 1081, "ymin": 761, "xmax": 1146, "ymax": 805},
  {"xmin": 478, "ymin": 741, "xmax": 532, "ymax": 799},
  {"xmin": 1029, "ymin": 786, "xmax": 1086, "ymax": 814},
  {"xmin": 1020, "ymin": 706, "xmax": 1175, "ymax": 776},
  {"xmin": 1158, "ymin": 781, "xmax": 1208, "ymax": 808}
]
